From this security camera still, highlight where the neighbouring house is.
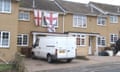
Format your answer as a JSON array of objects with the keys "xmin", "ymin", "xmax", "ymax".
[
  {"xmin": 0, "ymin": 0, "xmax": 20, "ymax": 62},
  {"xmin": 1, "ymin": 0, "xmax": 120, "ymax": 62}
]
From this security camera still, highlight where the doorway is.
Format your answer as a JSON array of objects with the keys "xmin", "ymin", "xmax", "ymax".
[{"xmin": 88, "ymin": 36, "xmax": 96, "ymax": 55}]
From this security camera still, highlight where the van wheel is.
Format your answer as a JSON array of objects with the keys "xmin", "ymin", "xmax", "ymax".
[
  {"xmin": 66, "ymin": 59, "xmax": 72, "ymax": 63},
  {"xmin": 47, "ymin": 55, "xmax": 52, "ymax": 63}
]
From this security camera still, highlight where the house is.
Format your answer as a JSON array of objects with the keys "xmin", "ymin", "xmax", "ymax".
[
  {"xmin": 55, "ymin": 0, "xmax": 102, "ymax": 56},
  {"xmin": 18, "ymin": 0, "xmax": 120, "ymax": 56},
  {"xmin": 0, "ymin": 0, "xmax": 20, "ymax": 62},
  {"xmin": 55, "ymin": 0, "xmax": 120, "ymax": 56},
  {"xmin": 89, "ymin": 2, "xmax": 120, "ymax": 54},
  {"xmin": 1, "ymin": 0, "xmax": 120, "ymax": 62}
]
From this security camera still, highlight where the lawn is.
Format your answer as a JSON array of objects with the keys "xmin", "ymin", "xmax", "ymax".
[{"xmin": 0, "ymin": 64, "xmax": 13, "ymax": 71}]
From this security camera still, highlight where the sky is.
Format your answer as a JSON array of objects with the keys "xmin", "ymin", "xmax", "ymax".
[{"xmin": 66, "ymin": 0, "xmax": 120, "ymax": 5}]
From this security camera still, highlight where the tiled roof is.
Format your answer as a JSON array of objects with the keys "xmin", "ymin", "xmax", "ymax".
[
  {"xmin": 55, "ymin": 0, "xmax": 101, "ymax": 15},
  {"xmin": 20, "ymin": 0, "xmax": 63, "ymax": 12},
  {"xmin": 90, "ymin": 2, "xmax": 120, "ymax": 14}
]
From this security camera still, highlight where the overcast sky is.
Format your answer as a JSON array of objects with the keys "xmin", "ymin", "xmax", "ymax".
[{"xmin": 66, "ymin": 0, "xmax": 120, "ymax": 5}]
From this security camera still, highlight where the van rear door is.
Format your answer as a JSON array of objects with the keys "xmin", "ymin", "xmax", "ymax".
[
  {"xmin": 66, "ymin": 37, "xmax": 76, "ymax": 58},
  {"xmin": 56, "ymin": 37, "xmax": 67, "ymax": 59}
]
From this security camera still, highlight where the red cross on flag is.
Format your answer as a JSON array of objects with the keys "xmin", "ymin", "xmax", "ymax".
[
  {"xmin": 44, "ymin": 12, "xmax": 58, "ymax": 32},
  {"xmin": 34, "ymin": 9, "xmax": 42, "ymax": 26}
]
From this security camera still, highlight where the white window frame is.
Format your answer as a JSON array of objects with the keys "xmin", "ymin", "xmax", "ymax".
[
  {"xmin": 97, "ymin": 16, "xmax": 106, "ymax": 26},
  {"xmin": 17, "ymin": 34, "xmax": 29, "ymax": 46},
  {"xmin": 0, "ymin": 31, "xmax": 10, "ymax": 48},
  {"xmin": 71, "ymin": 33, "xmax": 86, "ymax": 46},
  {"xmin": 97, "ymin": 36, "xmax": 106, "ymax": 47},
  {"xmin": 110, "ymin": 16, "xmax": 118, "ymax": 23},
  {"xmin": 0, "ymin": 0, "xmax": 11, "ymax": 13},
  {"xmin": 73, "ymin": 15, "xmax": 87, "ymax": 28},
  {"xmin": 110, "ymin": 33, "xmax": 118, "ymax": 44},
  {"xmin": 19, "ymin": 11, "xmax": 30, "ymax": 21}
]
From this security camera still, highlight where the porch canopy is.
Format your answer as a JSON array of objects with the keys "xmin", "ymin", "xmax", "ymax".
[{"xmin": 31, "ymin": 31, "xmax": 68, "ymax": 44}]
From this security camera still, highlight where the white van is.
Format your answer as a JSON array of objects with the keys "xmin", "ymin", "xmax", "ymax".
[{"xmin": 32, "ymin": 36, "xmax": 76, "ymax": 63}]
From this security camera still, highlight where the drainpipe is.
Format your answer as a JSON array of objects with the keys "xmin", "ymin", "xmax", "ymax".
[{"xmin": 62, "ymin": 14, "xmax": 65, "ymax": 33}]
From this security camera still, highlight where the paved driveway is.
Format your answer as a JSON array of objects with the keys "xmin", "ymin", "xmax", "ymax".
[{"xmin": 24, "ymin": 56, "xmax": 120, "ymax": 72}]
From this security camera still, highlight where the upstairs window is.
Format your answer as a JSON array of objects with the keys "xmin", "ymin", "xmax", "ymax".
[
  {"xmin": 110, "ymin": 16, "xmax": 118, "ymax": 23},
  {"xmin": 73, "ymin": 15, "xmax": 87, "ymax": 28},
  {"xmin": 19, "ymin": 11, "xmax": 30, "ymax": 21},
  {"xmin": 97, "ymin": 16, "xmax": 106, "ymax": 26},
  {"xmin": 0, "ymin": 0, "xmax": 11, "ymax": 13}
]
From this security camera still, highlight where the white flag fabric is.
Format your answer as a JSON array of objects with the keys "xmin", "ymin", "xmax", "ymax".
[
  {"xmin": 44, "ymin": 12, "xmax": 58, "ymax": 32},
  {"xmin": 34, "ymin": 9, "xmax": 42, "ymax": 26}
]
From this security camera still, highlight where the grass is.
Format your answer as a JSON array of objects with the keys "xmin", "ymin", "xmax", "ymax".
[
  {"xmin": 0, "ymin": 64, "xmax": 13, "ymax": 71},
  {"xmin": 76, "ymin": 56, "xmax": 89, "ymax": 60}
]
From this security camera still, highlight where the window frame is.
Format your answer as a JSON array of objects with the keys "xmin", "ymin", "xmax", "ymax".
[
  {"xmin": 0, "ymin": 31, "xmax": 10, "ymax": 48},
  {"xmin": 19, "ymin": 11, "xmax": 30, "ymax": 21},
  {"xmin": 0, "ymin": 0, "xmax": 11, "ymax": 13},
  {"xmin": 73, "ymin": 15, "xmax": 87, "ymax": 28},
  {"xmin": 97, "ymin": 16, "xmax": 106, "ymax": 26},
  {"xmin": 17, "ymin": 34, "xmax": 29, "ymax": 46},
  {"xmin": 110, "ymin": 33, "xmax": 118, "ymax": 44},
  {"xmin": 110, "ymin": 16, "xmax": 118, "ymax": 23},
  {"xmin": 71, "ymin": 33, "xmax": 86, "ymax": 46},
  {"xmin": 97, "ymin": 36, "xmax": 106, "ymax": 47}
]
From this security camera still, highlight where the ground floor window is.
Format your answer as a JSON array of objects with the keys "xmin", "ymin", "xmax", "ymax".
[
  {"xmin": 72, "ymin": 34, "xmax": 86, "ymax": 46},
  {"xmin": 0, "ymin": 31, "xmax": 10, "ymax": 48},
  {"xmin": 110, "ymin": 34, "xmax": 118, "ymax": 44},
  {"xmin": 97, "ymin": 36, "xmax": 106, "ymax": 47},
  {"xmin": 17, "ymin": 34, "xmax": 29, "ymax": 46}
]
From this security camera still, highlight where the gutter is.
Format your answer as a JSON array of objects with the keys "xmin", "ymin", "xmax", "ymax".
[{"xmin": 19, "ymin": 7, "xmax": 64, "ymax": 14}]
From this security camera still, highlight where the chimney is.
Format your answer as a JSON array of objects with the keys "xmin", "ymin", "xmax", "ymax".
[
  {"xmin": 117, "ymin": 8, "xmax": 120, "ymax": 13},
  {"xmin": 91, "ymin": 7, "xmax": 94, "ymax": 13},
  {"xmin": 33, "ymin": 0, "xmax": 35, "ymax": 8}
]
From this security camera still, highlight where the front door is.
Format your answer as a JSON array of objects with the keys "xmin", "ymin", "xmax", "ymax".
[{"xmin": 88, "ymin": 37, "xmax": 92, "ymax": 55}]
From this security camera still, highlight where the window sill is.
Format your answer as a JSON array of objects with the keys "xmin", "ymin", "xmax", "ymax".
[
  {"xmin": 0, "ymin": 11, "xmax": 11, "ymax": 14},
  {"xmin": 110, "ymin": 23, "xmax": 118, "ymax": 24},
  {"xmin": 17, "ymin": 45, "xmax": 28, "ymax": 47},
  {"xmin": 110, "ymin": 42, "xmax": 115, "ymax": 44},
  {"xmin": 73, "ymin": 26, "xmax": 87, "ymax": 28},
  {"xmin": 98, "ymin": 46, "xmax": 106, "ymax": 47},
  {"xmin": 97, "ymin": 24, "xmax": 106, "ymax": 26},
  {"xmin": 0, "ymin": 46, "xmax": 10, "ymax": 48},
  {"xmin": 42, "ymin": 25, "xmax": 59, "ymax": 28},
  {"xmin": 77, "ymin": 45, "xmax": 86, "ymax": 47},
  {"xmin": 18, "ymin": 19, "xmax": 30, "ymax": 22}
]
